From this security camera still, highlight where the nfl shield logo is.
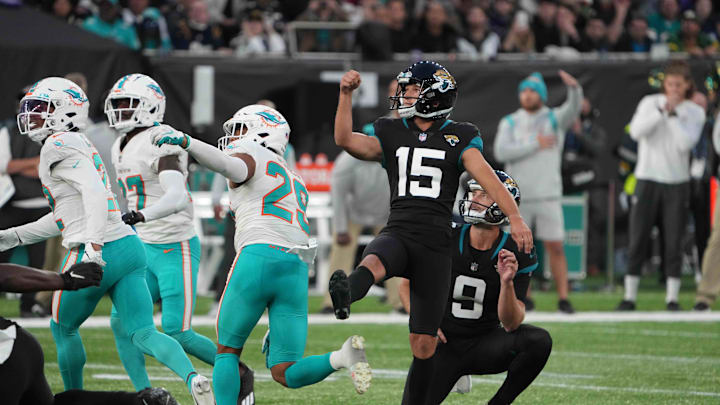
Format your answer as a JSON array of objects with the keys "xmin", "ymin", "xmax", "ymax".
[
  {"xmin": 419, "ymin": 133, "xmax": 427, "ymax": 142},
  {"xmin": 470, "ymin": 262, "xmax": 478, "ymax": 272}
]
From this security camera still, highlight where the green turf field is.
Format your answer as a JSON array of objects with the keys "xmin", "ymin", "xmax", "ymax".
[{"xmin": 28, "ymin": 321, "xmax": 720, "ymax": 405}]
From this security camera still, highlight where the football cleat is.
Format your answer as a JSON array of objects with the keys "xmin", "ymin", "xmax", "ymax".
[
  {"xmin": 558, "ymin": 299, "xmax": 575, "ymax": 314},
  {"xmin": 693, "ymin": 302, "xmax": 710, "ymax": 312},
  {"xmin": 329, "ymin": 270, "xmax": 351, "ymax": 320},
  {"xmin": 137, "ymin": 387, "xmax": 178, "ymax": 405},
  {"xmin": 616, "ymin": 300, "xmax": 636, "ymax": 311},
  {"xmin": 190, "ymin": 374, "xmax": 215, "ymax": 405},
  {"xmin": 339, "ymin": 335, "xmax": 371, "ymax": 394},
  {"xmin": 666, "ymin": 301, "xmax": 681, "ymax": 311},
  {"xmin": 238, "ymin": 362, "xmax": 255, "ymax": 405},
  {"xmin": 450, "ymin": 375, "xmax": 472, "ymax": 394}
]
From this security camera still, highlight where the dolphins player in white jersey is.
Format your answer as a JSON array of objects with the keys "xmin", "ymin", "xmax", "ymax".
[
  {"xmin": 104, "ymin": 73, "xmax": 254, "ymax": 402},
  {"xmin": 0, "ymin": 77, "xmax": 214, "ymax": 405},
  {"xmin": 153, "ymin": 104, "xmax": 372, "ymax": 405}
]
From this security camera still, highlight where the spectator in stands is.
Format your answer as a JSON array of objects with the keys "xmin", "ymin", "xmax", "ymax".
[
  {"xmin": 668, "ymin": 10, "xmax": 718, "ymax": 56},
  {"xmin": 231, "ymin": 8, "xmax": 286, "ymax": 56},
  {"xmin": 489, "ymin": 0, "xmax": 516, "ymax": 39},
  {"xmin": 386, "ymin": 0, "xmax": 412, "ymax": 52},
  {"xmin": 694, "ymin": 96, "xmax": 720, "ymax": 311},
  {"xmin": 618, "ymin": 60, "xmax": 705, "ymax": 311},
  {"xmin": 648, "ymin": 0, "xmax": 681, "ymax": 43},
  {"xmin": 501, "ymin": 10, "xmax": 535, "ymax": 53},
  {"xmin": 494, "ymin": 70, "xmax": 583, "ymax": 314},
  {"xmin": 0, "ymin": 85, "xmax": 51, "ymax": 318},
  {"xmin": 695, "ymin": 0, "xmax": 716, "ymax": 35},
  {"xmin": 51, "ymin": 0, "xmax": 81, "ymax": 24},
  {"xmin": 297, "ymin": 0, "xmax": 349, "ymax": 52},
  {"xmin": 556, "ymin": 2, "xmax": 582, "ymax": 49},
  {"xmin": 614, "ymin": 12, "xmax": 653, "ymax": 52},
  {"xmin": 122, "ymin": 0, "xmax": 172, "ymax": 51},
  {"xmin": 169, "ymin": 0, "xmax": 225, "ymax": 51},
  {"xmin": 356, "ymin": 1, "xmax": 393, "ymax": 60},
  {"xmin": 82, "ymin": 0, "xmax": 140, "ymax": 50},
  {"xmin": 578, "ymin": 16, "xmax": 611, "ymax": 52},
  {"xmin": 411, "ymin": 1, "xmax": 458, "ymax": 53},
  {"xmin": 532, "ymin": 0, "xmax": 560, "ymax": 52},
  {"xmin": 457, "ymin": 5, "xmax": 500, "ymax": 59}
]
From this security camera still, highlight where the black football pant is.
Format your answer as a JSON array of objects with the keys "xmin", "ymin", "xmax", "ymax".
[
  {"xmin": 0, "ymin": 317, "xmax": 141, "ymax": 405},
  {"xmin": 417, "ymin": 324, "xmax": 552, "ymax": 405}
]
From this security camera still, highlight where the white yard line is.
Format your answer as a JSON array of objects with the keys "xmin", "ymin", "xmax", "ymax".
[
  {"xmin": 554, "ymin": 351, "xmax": 720, "ymax": 365},
  {"xmin": 18, "ymin": 311, "xmax": 720, "ymax": 329}
]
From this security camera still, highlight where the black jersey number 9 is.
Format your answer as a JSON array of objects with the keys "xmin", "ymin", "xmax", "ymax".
[
  {"xmin": 451, "ymin": 275, "xmax": 487, "ymax": 319},
  {"xmin": 395, "ymin": 147, "xmax": 446, "ymax": 198}
]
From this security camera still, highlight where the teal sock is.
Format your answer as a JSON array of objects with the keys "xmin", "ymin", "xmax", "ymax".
[
  {"xmin": 284, "ymin": 353, "xmax": 336, "ymax": 389},
  {"xmin": 50, "ymin": 320, "xmax": 86, "ymax": 390},
  {"xmin": 214, "ymin": 353, "xmax": 240, "ymax": 405},
  {"xmin": 110, "ymin": 315, "xmax": 150, "ymax": 391},
  {"xmin": 130, "ymin": 327, "xmax": 196, "ymax": 392},
  {"xmin": 170, "ymin": 329, "xmax": 217, "ymax": 365}
]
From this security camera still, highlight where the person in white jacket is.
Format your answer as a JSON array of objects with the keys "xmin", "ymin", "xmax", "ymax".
[
  {"xmin": 617, "ymin": 60, "xmax": 705, "ymax": 311},
  {"xmin": 494, "ymin": 70, "xmax": 583, "ymax": 314}
]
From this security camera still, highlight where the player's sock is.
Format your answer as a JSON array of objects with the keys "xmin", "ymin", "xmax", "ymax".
[
  {"xmin": 666, "ymin": 277, "xmax": 681, "ymax": 303},
  {"xmin": 130, "ymin": 326, "xmax": 196, "ymax": 392},
  {"xmin": 284, "ymin": 353, "xmax": 336, "ymax": 388},
  {"xmin": 401, "ymin": 356, "xmax": 436, "ymax": 405},
  {"xmin": 169, "ymin": 329, "xmax": 217, "ymax": 365},
  {"xmin": 348, "ymin": 266, "xmax": 375, "ymax": 303},
  {"xmin": 214, "ymin": 353, "xmax": 240, "ymax": 405},
  {"xmin": 54, "ymin": 389, "xmax": 142, "ymax": 405},
  {"xmin": 623, "ymin": 275, "xmax": 640, "ymax": 302},
  {"xmin": 110, "ymin": 315, "xmax": 151, "ymax": 391},
  {"xmin": 489, "ymin": 327, "xmax": 552, "ymax": 404},
  {"xmin": 50, "ymin": 320, "xmax": 86, "ymax": 390}
]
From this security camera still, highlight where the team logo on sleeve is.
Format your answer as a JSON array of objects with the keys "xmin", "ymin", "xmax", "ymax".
[
  {"xmin": 444, "ymin": 134, "xmax": 459, "ymax": 146},
  {"xmin": 418, "ymin": 132, "xmax": 427, "ymax": 142}
]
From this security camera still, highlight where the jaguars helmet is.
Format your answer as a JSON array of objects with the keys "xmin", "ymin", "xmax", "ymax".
[
  {"xmin": 459, "ymin": 170, "xmax": 520, "ymax": 226},
  {"xmin": 105, "ymin": 74, "xmax": 166, "ymax": 133},
  {"xmin": 17, "ymin": 77, "xmax": 89, "ymax": 143},
  {"xmin": 389, "ymin": 60, "xmax": 457, "ymax": 120},
  {"xmin": 219, "ymin": 104, "xmax": 290, "ymax": 156}
]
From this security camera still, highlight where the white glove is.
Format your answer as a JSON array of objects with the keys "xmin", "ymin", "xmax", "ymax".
[
  {"xmin": 0, "ymin": 229, "xmax": 20, "ymax": 252},
  {"xmin": 149, "ymin": 124, "xmax": 191, "ymax": 150},
  {"xmin": 82, "ymin": 243, "xmax": 106, "ymax": 267}
]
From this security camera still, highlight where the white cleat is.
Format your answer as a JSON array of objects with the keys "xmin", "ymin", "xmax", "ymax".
[
  {"xmin": 343, "ymin": 335, "xmax": 372, "ymax": 394},
  {"xmin": 450, "ymin": 374, "xmax": 472, "ymax": 394},
  {"xmin": 190, "ymin": 374, "xmax": 215, "ymax": 405}
]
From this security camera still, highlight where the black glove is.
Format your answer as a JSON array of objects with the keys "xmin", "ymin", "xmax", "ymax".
[
  {"xmin": 122, "ymin": 210, "xmax": 145, "ymax": 225},
  {"xmin": 61, "ymin": 262, "xmax": 103, "ymax": 290},
  {"xmin": 137, "ymin": 387, "xmax": 179, "ymax": 405}
]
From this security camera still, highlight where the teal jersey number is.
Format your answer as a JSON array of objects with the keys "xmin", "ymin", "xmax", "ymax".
[
  {"xmin": 262, "ymin": 161, "xmax": 310, "ymax": 233},
  {"xmin": 118, "ymin": 175, "xmax": 147, "ymax": 210}
]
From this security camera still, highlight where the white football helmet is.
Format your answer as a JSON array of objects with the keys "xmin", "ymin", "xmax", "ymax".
[
  {"xmin": 104, "ymin": 74, "xmax": 166, "ymax": 133},
  {"xmin": 219, "ymin": 104, "xmax": 290, "ymax": 156},
  {"xmin": 17, "ymin": 77, "xmax": 89, "ymax": 143}
]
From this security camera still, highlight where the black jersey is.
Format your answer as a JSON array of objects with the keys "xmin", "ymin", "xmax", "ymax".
[
  {"xmin": 440, "ymin": 224, "xmax": 537, "ymax": 338},
  {"xmin": 371, "ymin": 117, "xmax": 484, "ymax": 248}
]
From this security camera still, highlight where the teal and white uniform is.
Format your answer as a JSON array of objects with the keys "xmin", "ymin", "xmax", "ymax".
[
  {"xmin": 110, "ymin": 127, "xmax": 216, "ymax": 390},
  {"xmin": 216, "ymin": 137, "xmax": 313, "ymax": 367},
  {"xmin": 40, "ymin": 131, "xmax": 198, "ymax": 391}
]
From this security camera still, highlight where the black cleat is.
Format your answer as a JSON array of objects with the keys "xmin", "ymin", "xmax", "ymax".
[
  {"xmin": 558, "ymin": 299, "xmax": 575, "ymax": 314},
  {"xmin": 666, "ymin": 301, "xmax": 681, "ymax": 311},
  {"xmin": 522, "ymin": 296, "xmax": 535, "ymax": 312},
  {"xmin": 238, "ymin": 363, "xmax": 255, "ymax": 405},
  {"xmin": 329, "ymin": 270, "xmax": 351, "ymax": 320},
  {"xmin": 693, "ymin": 302, "xmax": 710, "ymax": 312},
  {"xmin": 137, "ymin": 387, "xmax": 178, "ymax": 405},
  {"xmin": 616, "ymin": 300, "xmax": 636, "ymax": 311}
]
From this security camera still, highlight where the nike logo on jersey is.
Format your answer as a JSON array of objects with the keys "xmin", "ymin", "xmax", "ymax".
[{"xmin": 163, "ymin": 248, "xmax": 174, "ymax": 254}]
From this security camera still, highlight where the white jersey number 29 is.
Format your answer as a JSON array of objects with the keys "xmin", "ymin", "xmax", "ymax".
[
  {"xmin": 451, "ymin": 275, "xmax": 487, "ymax": 319},
  {"xmin": 395, "ymin": 147, "xmax": 445, "ymax": 198}
]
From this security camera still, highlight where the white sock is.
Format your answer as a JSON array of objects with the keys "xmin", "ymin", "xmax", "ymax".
[
  {"xmin": 329, "ymin": 350, "xmax": 344, "ymax": 370},
  {"xmin": 624, "ymin": 275, "xmax": 640, "ymax": 302},
  {"xmin": 666, "ymin": 277, "xmax": 681, "ymax": 303}
]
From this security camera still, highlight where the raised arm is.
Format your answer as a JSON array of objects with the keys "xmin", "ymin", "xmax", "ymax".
[
  {"xmin": 334, "ymin": 70, "xmax": 383, "ymax": 162},
  {"xmin": 462, "ymin": 148, "xmax": 533, "ymax": 253},
  {"xmin": 496, "ymin": 249, "xmax": 525, "ymax": 332},
  {"xmin": 0, "ymin": 213, "xmax": 60, "ymax": 252},
  {"xmin": 554, "ymin": 70, "xmax": 584, "ymax": 130}
]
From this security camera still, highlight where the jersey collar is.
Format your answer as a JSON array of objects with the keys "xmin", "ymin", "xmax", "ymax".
[{"xmin": 460, "ymin": 225, "xmax": 509, "ymax": 260}]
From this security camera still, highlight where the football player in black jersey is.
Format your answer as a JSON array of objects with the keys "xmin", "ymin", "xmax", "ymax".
[
  {"xmin": 330, "ymin": 61, "xmax": 534, "ymax": 404},
  {"xmin": 399, "ymin": 172, "xmax": 552, "ymax": 404}
]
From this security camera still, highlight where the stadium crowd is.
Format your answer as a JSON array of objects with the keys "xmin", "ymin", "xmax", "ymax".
[{"xmin": 12, "ymin": 0, "xmax": 720, "ymax": 57}]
